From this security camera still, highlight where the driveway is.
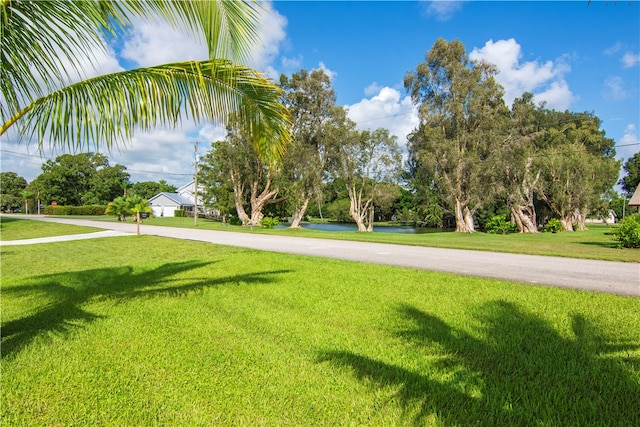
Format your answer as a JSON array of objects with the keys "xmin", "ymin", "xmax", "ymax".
[{"xmin": 6, "ymin": 215, "xmax": 640, "ymax": 296}]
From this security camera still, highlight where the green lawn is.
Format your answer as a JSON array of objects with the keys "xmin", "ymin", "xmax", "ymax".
[
  {"xmin": 0, "ymin": 216, "xmax": 101, "ymax": 240},
  {"xmin": 2, "ymin": 221, "xmax": 639, "ymax": 425},
  {"xmin": 101, "ymin": 215, "xmax": 637, "ymax": 262}
]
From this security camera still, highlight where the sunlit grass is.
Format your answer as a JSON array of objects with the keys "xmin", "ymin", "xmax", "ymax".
[
  {"xmin": 135, "ymin": 216, "xmax": 638, "ymax": 262},
  {"xmin": 2, "ymin": 233, "xmax": 639, "ymax": 425},
  {"xmin": 0, "ymin": 216, "xmax": 101, "ymax": 240}
]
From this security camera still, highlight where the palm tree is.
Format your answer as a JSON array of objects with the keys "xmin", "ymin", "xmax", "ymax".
[{"xmin": 1, "ymin": 1, "xmax": 290, "ymax": 162}]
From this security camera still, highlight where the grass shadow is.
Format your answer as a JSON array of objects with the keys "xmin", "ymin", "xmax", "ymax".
[
  {"xmin": 2, "ymin": 261, "xmax": 291, "ymax": 359},
  {"xmin": 320, "ymin": 301, "xmax": 640, "ymax": 425}
]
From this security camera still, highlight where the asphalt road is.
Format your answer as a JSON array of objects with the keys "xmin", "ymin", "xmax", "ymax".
[{"xmin": 6, "ymin": 215, "xmax": 640, "ymax": 296}]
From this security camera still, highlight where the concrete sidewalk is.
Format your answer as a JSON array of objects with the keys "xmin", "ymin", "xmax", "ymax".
[{"xmin": 5, "ymin": 215, "xmax": 639, "ymax": 296}]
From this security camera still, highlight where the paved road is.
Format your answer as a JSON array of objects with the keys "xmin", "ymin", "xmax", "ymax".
[{"xmin": 5, "ymin": 215, "xmax": 640, "ymax": 296}]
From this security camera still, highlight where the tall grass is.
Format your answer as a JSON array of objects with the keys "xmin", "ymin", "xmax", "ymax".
[{"xmin": 2, "ymin": 234, "xmax": 638, "ymax": 425}]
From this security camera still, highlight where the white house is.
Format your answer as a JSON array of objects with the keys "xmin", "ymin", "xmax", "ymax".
[{"xmin": 148, "ymin": 180, "xmax": 211, "ymax": 218}]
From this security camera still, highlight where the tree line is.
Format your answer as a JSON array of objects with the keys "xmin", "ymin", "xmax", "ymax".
[
  {"xmin": 0, "ymin": 152, "xmax": 177, "ymax": 213},
  {"xmin": 198, "ymin": 39, "xmax": 637, "ymax": 232}
]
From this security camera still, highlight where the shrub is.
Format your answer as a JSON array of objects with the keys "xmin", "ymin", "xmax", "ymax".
[
  {"xmin": 43, "ymin": 205, "xmax": 106, "ymax": 215},
  {"xmin": 611, "ymin": 213, "xmax": 640, "ymax": 248},
  {"xmin": 261, "ymin": 217, "xmax": 280, "ymax": 229},
  {"xmin": 174, "ymin": 209, "xmax": 184, "ymax": 217},
  {"xmin": 484, "ymin": 215, "xmax": 517, "ymax": 234},
  {"xmin": 544, "ymin": 218, "xmax": 562, "ymax": 233}
]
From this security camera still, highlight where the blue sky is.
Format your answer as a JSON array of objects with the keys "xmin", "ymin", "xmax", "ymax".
[{"xmin": 2, "ymin": 1, "xmax": 638, "ymax": 188}]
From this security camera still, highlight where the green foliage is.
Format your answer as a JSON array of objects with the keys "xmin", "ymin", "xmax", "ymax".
[
  {"xmin": 326, "ymin": 199, "xmax": 351, "ymax": 223},
  {"xmin": 29, "ymin": 153, "xmax": 129, "ymax": 206},
  {"xmin": 0, "ymin": 172, "xmax": 28, "ymax": 212},
  {"xmin": 484, "ymin": 215, "xmax": 518, "ymax": 234},
  {"xmin": 611, "ymin": 213, "xmax": 640, "ymax": 249},
  {"xmin": 174, "ymin": 210, "xmax": 185, "ymax": 218},
  {"xmin": 129, "ymin": 180, "xmax": 177, "ymax": 199},
  {"xmin": 544, "ymin": 218, "xmax": 562, "ymax": 233},
  {"xmin": 43, "ymin": 205, "xmax": 106, "ymax": 216},
  {"xmin": 619, "ymin": 153, "xmax": 640, "ymax": 197},
  {"xmin": 261, "ymin": 217, "xmax": 280, "ymax": 229},
  {"xmin": 1, "ymin": 1, "xmax": 291, "ymax": 161}
]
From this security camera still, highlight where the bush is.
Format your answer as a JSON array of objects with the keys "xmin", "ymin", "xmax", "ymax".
[
  {"xmin": 544, "ymin": 218, "xmax": 562, "ymax": 233},
  {"xmin": 611, "ymin": 213, "xmax": 640, "ymax": 248},
  {"xmin": 174, "ymin": 209, "xmax": 184, "ymax": 217},
  {"xmin": 484, "ymin": 215, "xmax": 517, "ymax": 234},
  {"xmin": 261, "ymin": 217, "xmax": 280, "ymax": 229},
  {"xmin": 43, "ymin": 205, "xmax": 106, "ymax": 215}
]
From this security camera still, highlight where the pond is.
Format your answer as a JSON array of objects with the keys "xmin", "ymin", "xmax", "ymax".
[{"xmin": 282, "ymin": 222, "xmax": 444, "ymax": 234}]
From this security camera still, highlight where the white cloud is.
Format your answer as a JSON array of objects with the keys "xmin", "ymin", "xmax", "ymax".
[
  {"xmin": 247, "ymin": 2, "xmax": 288, "ymax": 72},
  {"xmin": 121, "ymin": 19, "xmax": 207, "ymax": 67},
  {"xmin": 621, "ymin": 52, "xmax": 640, "ymax": 68},
  {"xmin": 470, "ymin": 38, "xmax": 575, "ymax": 110},
  {"xmin": 603, "ymin": 76, "xmax": 630, "ymax": 100},
  {"xmin": 346, "ymin": 87, "xmax": 419, "ymax": 149},
  {"xmin": 364, "ymin": 82, "xmax": 382, "ymax": 97},
  {"xmin": 422, "ymin": 1, "xmax": 465, "ymax": 21},
  {"xmin": 603, "ymin": 42, "xmax": 623, "ymax": 56}
]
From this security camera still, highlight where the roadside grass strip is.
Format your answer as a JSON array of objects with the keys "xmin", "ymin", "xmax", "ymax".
[{"xmin": 2, "ymin": 236, "xmax": 638, "ymax": 425}]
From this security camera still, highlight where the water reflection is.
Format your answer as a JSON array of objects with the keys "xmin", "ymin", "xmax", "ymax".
[{"xmin": 292, "ymin": 222, "xmax": 443, "ymax": 234}]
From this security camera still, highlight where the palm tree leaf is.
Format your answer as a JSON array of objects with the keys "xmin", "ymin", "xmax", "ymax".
[
  {"xmin": 1, "ymin": 0, "xmax": 263, "ymax": 122},
  {"xmin": 8, "ymin": 60, "xmax": 290, "ymax": 163}
]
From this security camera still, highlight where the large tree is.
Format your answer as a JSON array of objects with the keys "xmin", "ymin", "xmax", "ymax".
[
  {"xmin": 1, "ymin": 1, "xmax": 290, "ymax": 161},
  {"xmin": 405, "ymin": 38, "xmax": 508, "ymax": 232},
  {"xmin": 497, "ymin": 93, "xmax": 544, "ymax": 233},
  {"xmin": 0, "ymin": 172, "xmax": 28, "ymax": 212},
  {"xmin": 537, "ymin": 111, "xmax": 619, "ymax": 231},
  {"xmin": 619, "ymin": 153, "xmax": 640, "ymax": 197},
  {"xmin": 29, "ymin": 153, "xmax": 129, "ymax": 205},
  {"xmin": 279, "ymin": 69, "xmax": 340, "ymax": 228},
  {"xmin": 129, "ymin": 180, "xmax": 178, "ymax": 200},
  {"xmin": 330, "ymin": 126, "xmax": 402, "ymax": 232},
  {"xmin": 199, "ymin": 127, "xmax": 280, "ymax": 226}
]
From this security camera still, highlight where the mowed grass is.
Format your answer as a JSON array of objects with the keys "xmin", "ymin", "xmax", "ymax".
[
  {"xmin": 0, "ymin": 216, "xmax": 101, "ymax": 240},
  {"xmin": 2, "ymin": 222, "xmax": 639, "ymax": 425},
  {"xmin": 129, "ymin": 216, "xmax": 638, "ymax": 262}
]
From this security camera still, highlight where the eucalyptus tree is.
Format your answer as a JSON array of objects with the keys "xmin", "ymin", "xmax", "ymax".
[
  {"xmin": 405, "ymin": 38, "xmax": 508, "ymax": 232},
  {"xmin": 330, "ymin": 126, "xmax": 402, "ymax": 232},
  {"xmin": 279, "ymin": 69, "xmax": 340, "ymax": 227},
  {"xmin": 497, "ymin": 93, "xmax": 544, "ymax": 233},
  {"xmin": 199, "ymin": 127, "xmax": 280, "ymax": 226},
  {"xmin": 1, "ymin": 0, "xmax": 290, "ymax": 161},
  {"xmin": 537, "ymin": 111, "xmax": 619, "ymax": 231}
]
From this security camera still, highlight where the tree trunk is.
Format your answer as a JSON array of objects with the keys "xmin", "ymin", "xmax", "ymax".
[
  {"xmin": 560, "ymin": 216, "xmax": 574, "ymax": 232},
  {"xmin": 575, "ymin": 208, "xmax": 587, "ymax": 231},
  {"xmin": 247, "ymin": 178, "xmax": 279, "ymax": 227},
  {"xmin": 454, "ymin": 199, "xmax": 474, "ymax": 233},
  {"xmin": 510, "ymin": 204, "xmax": 539, "ymax": 233},
  {"xmin": 366, "ymin": 206, "xmax": 374, "ymax": 232},
  {"xmin": 289, "ymin": 197, "xmax": 310, "ymax": 228}
]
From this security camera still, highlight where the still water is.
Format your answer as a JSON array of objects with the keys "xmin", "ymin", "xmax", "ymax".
[{"xmin": 286, "ymin": 222, "xmax": 441, "ymax": 234}]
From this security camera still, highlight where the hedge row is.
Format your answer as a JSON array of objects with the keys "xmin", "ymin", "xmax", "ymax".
[{"xmin": 43, "ymin": 205, "xmax": 107, "ymax": 216}]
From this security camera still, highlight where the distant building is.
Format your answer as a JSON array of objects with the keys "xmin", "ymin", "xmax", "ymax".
[
  {"xmin": 148, "ymin": 180, "xmax": 209, "ymax": 217},
  {"xmin": 629, "ymin": 184, "xmax": 640, "ymax": 207}
]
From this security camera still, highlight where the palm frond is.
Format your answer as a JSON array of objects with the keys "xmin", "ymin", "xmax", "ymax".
[
  {"xmin": 6, "ymin": 60, "xmax": 290, "ymax": 163},
  {"xmin": 1, "ymin": 0, "xmax": 262, "ymax": 122}
]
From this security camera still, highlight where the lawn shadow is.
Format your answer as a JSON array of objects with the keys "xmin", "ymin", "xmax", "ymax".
[
  {"xmin": 319, "ymin": 301, "xmax": 640, "ymax": 425},
  {"xmin": 2, "ymin": 261, "xmax": 291, "ymax": 359}
]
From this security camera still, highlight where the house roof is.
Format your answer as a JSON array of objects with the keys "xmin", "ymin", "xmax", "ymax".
[
  {"xmin": 149, "ymin": 192, "xmax": 194, "ymax": 206},
  {"xmin": 629, "ymin": 184, "xmax": 640, "ymax": 206}
]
